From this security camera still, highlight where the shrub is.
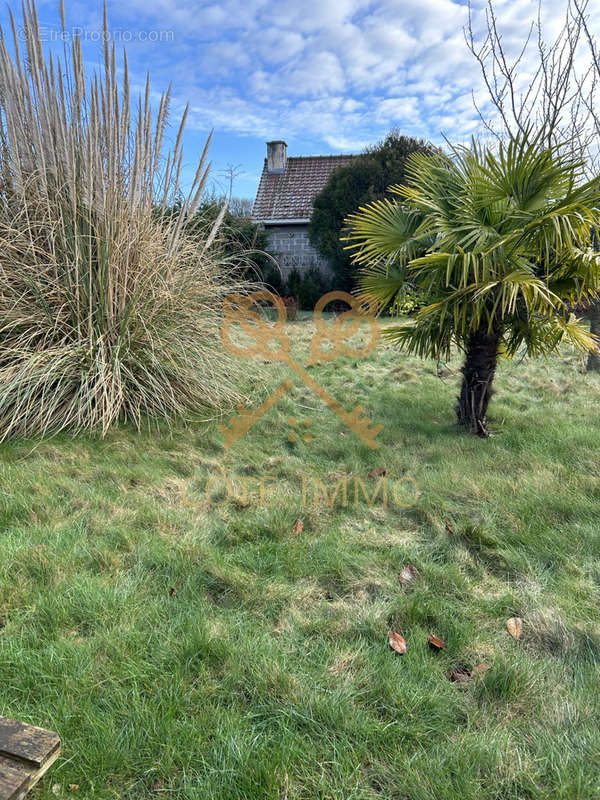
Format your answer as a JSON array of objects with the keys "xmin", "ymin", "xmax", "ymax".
[
  {"xmin": 185, "ymin": 201, "xmax": 271, "ymax": 279},
  {"xmin": 286, "ymin": 267, "xmax": 337, "ymax": 310},
  {"xmin": 309, "ymin": 131, "xmax": 435, "ymax": 290},
  {"xmin": 393, "ymin": 288, "xmax": 429, "ymax": 316},
  {"xmin": 0, "ymin": 2, "xmax": 252, "ymax": 439},
  {"xmin": 261, "ymin": 265, "xmax": 287, "ymax": 297}
]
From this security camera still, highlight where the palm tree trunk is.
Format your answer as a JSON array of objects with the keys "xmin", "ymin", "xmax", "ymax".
[
  {"xmin": 456, "ymin": 319, "xmax": 502, "ymax": 437},
  {"xmin": 587, "ymin": 298, "xmax": 600, "ymax": 372}
]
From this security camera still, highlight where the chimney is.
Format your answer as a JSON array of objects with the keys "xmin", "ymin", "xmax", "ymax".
[{"xmin": 266, "ymin": 140, "xmax": 287, "ymax": 173}]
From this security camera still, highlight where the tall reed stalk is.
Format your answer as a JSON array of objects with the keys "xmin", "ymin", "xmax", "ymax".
[{"xmin": 0, "ymin": 0, "xmax": 252, "ymax": 439}]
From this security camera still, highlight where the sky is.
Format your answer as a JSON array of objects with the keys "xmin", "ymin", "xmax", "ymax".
[{"xmin": 3, "ymin": 0, "xmax": 599, "ymax": 200}]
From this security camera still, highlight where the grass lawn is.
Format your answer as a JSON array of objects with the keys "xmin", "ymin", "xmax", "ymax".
[{"xmin": 1, "ymin": 316, "xmax": 600, "ymax": 799}]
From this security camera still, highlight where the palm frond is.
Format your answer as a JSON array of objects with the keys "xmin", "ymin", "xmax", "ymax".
[
  {"xmin": 348, "ymin": 128, "xmax": 600, "ymax": 362},
  {"xmin": 345, "ymin": 201, "xmax": 427, "ymax": 265}
]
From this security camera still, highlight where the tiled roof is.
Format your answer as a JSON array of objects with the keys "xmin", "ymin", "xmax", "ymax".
[{"xmin": 252, "ymin": 154, "xmax": 357, "ymax": 222}]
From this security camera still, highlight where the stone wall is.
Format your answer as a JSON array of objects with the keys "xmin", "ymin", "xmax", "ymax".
[{"xmin": 265, "ymin": 224, "xmax": 334, "ymax": 280}]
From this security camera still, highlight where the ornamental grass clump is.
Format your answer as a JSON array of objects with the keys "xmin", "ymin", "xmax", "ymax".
[{"xmin": 0, "ymin": 1, "xmax": 252, "ymax": 440}]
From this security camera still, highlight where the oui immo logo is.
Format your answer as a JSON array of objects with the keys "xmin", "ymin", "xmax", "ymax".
[
  {"xmin": 218, "ymin": 290, "xmax": 384, "ymax": 449},
  {"xmin": 182, "ymin": 466, "xmax": 420, "ymax": 510}
]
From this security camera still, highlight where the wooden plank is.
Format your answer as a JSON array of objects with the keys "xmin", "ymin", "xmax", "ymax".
[
  {"xmin": 0, "ymin": 718, "xmax": 60, "ymax": 769},
  {"xmin": 0, "ymin": 718, "xmax": 60, "ymax": 800},
  {"xmin": 24, "ymin": 748, "xmax": 60, "ymax": 795},
  {"xmin": 0, "ymin": 754, "xmax": 32, "ymax": 800}
]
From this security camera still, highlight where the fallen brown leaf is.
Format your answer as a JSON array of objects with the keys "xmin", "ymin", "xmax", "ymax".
[
  {"xmin": 506, "ymin": 617, "xmax": 523, "ymax": 639},
  {"xmin": 470, "ymin": 662, "xmax": 490, "ymax": 678},
  {"xmin": 427, "ymin": 634, "xmax": 447, "ymax": 651},
  {"xmin": 368, "ymin": 468, "xmax": 387, "ymax": 477},
  {"xmin": 399, "ymin": 564, "xmax": 419, "ymax": 585},
  {"xmin": 449, "ymin": 665, "xmax": 470, "ymax": 683},
  {"xmin": 292, "ymin": 519, "xmax": 304, "ymax": 535},
  {"xmin": 388, "ymin": 630, "xmax": 407, "ymax": 654},
  {"xmin": 445, "ymin": 518, "xmax": 455, "ymax": 534},
  {"xmin": 449, "ymin": 661, "xmax": 490, "ymax": 683}
]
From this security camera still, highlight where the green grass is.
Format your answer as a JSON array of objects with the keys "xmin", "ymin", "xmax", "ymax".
[{"xmin": 1, "ymin": 317, "xmax": 600, "ymax": 799}]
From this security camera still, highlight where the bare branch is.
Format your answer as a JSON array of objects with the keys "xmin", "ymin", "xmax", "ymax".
[{"xmin": 465, "ymin": 0, "xmax": 599, "ymax": 171}]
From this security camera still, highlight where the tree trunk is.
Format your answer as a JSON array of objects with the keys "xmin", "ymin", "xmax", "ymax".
[
  {"xmin": 456, "ymin": 319, "xmax": 502, "ymax": 437},
  {"xmin": 587, "ymin": 298, "xmax": 600, "ymax": 372}
]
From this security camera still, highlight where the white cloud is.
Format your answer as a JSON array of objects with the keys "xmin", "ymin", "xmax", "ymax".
[
  {"xmin": 32, "ymin": 0, "xmax": 600, "ymax": 159},
  {"xmin": 376, "ymin": 97, "xmax": 420, "ymax": 123}
]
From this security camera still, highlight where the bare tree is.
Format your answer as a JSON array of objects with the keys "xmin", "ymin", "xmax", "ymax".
[
  {"xmin": 220, "ymin": 163, "xmax": 244, "ymax": 201},
  {"xmin": 465, "ymin": 0, "xmax": 600, "ymax": 370},
  {"xmin": 228, "ymin": 197, "xmax": 253, "ymax": 218},
  {"xmin": 573, "ymin": 1, "xmax": 600, "ymax": 369},
  {"xmin": 465, "ymin": 1, "xmax": 598, "ymax": 153}
]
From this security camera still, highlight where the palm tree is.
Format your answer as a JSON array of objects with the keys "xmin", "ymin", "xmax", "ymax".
[
  {"xmin": 589, "ymin": 301, "xmax": 600, "ymax": 371},
  {"xmin": 346, "ymin": 132, "xmax": 600, "ymax": 436}
]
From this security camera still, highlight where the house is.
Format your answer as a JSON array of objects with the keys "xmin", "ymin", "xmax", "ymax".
[{"xmin": 251, "ymin": 141, "xmax": 357, "ymax": 279}]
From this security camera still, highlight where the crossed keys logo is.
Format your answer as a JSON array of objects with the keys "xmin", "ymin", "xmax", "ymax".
[{"xmin": 218, "ymin": 290, "xmax": 384, "ymax": 450}]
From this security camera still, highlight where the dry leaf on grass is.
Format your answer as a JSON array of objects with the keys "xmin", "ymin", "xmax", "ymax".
[
  {"xmin": 449, "ymin": 665, "xmax": 471, "ymax": 683},
  {"xmin": 506, "ymin": 617, "xmax": 523, "ymax": 639},
  {"xmin": 449, "ymin": 662, "xmax": 490, "ymax": 683},
  {"xmin": 292, "ymin": 520, "xmax": 304, "ymax": 535},
  {"xmin": 399, "ymin": 564, "xmax": 419, "ymax": 585},
  {"xmin": 427, "ymin": 634, "xmax": 446, "ymax": 651},
  {"xmin": 388, "ymin": 630, "xmax": 407, "ymax": 654},
  {"xmin": 368, "ymin": 468, "xmax": 387, "ymax": 477},
  {"xmin": 470, "ymin": 662, "xmax": 490, "ymax": 678}
]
